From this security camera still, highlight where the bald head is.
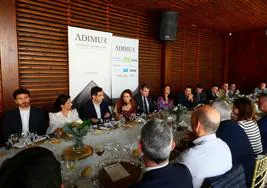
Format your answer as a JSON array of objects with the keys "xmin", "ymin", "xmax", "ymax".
[{"xmin": 192, "ymin": 105, "xmax": 220, "ymax": 134}]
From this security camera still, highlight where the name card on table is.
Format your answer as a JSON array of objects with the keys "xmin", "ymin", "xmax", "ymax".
[{"xmin": 104, "ymin": 163, "xmax": 130, "ymax": 182}]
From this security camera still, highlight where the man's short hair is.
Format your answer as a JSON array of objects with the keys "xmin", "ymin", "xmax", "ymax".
[
  {"xmin": 140, "ymin": 83, "xmax": 150, "ymax": 90},
  {"xmin": 13, "ymin": 88, "xmax": 30, "ymax": 100},
  {"xmin": 91, "ymin": 86, "xmax": 103, "ymax": 97},
  {"xmin": 141, "ymin": 118, "xmax": 173, "ymax": 164},
  {"xmin": 0, "ymin": 147, "xmax": 62, "ymax": 188},
  {"xmin": 211, "ymin": 100, "xmax": 231, "ymax": 121},
  {"xmin": 195, "ymin": 84, "xmax": 203, "ymax": 89},
  {"xmin": 192, "ymin": 107, "xmax": 219, "ymax": 133}
]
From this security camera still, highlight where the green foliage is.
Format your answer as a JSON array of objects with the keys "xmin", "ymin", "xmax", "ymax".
[{"xmin": 63, "ymin": 119, "xmax": 91, "ymax": 137}]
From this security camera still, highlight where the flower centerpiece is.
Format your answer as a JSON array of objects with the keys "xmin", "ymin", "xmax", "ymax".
[
  {"xmin": 172, "ymin": 104, "xmax": 187, "ymax": 122},
  {"xmin": 63, "ymin": 119, "xmax": 91, "ymax": 154}
]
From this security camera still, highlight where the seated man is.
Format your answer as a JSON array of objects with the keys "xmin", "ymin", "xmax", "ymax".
[
  {"xmin": 2, "ymin": 88, "xmax": 47, "ymax": 142},
  {"xmin": 176, "ymin": 105, "xmax": 232, "ymax": 188},
  {"xmin": 0, "ymin": 147, "xmax": 62, "ymax": 188},
  {"xmin": 206, "ymin": 85, "xmax": 219, "ymax": 102},
  {"xmin": 131, "ymin": 119, "xmax": 193, "ymax": 188},
  {"xmin": 218, "ymin": 83, "xmax": 229, "ymax": 98},
  {"xmin": 258, "ymin": 93, "xmax": 267, "ymax": 153},
  {"xmin": 79, "ymin": 86, "xmax": 111, "ymax": 124},
  {"xmin": 134, "ymin": 83, "xmax": 155, "ymax": 115},
  {"xmin": 228, "ymin": 83, "xmax": 240, "ymax": 98},
  {"xmin": 177, "ymin": 86, "xmax": 195, "ymax": 109},
  {"xmin": 212, "ymin": 100, "xmax": 255, "ymax": 187},
  {"xmin": 193, "ymin": 84, "xmax": 207, "ymax": 105},
  {"xmin": 254, "ymin": 82, "xmax": 267, "ymax": 96}
]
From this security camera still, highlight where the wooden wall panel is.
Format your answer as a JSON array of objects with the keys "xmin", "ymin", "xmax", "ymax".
[
  {"xmin": 16, "ymin": 0, "xmax": 162, "ymax": 108},
  {"xmin": 169, "ymin": 25, "xmax": 223, "ymax": 93},
  {"xmin": 228, "ymin": 29, "xmax": 267, "ymax": 93}
]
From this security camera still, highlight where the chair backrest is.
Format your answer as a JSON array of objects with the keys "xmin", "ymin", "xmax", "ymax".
[
  {"xmin": 251, "ymin": 155, "xmax": 267, "ymax": 188},
  {"xmin": 202, "ymin": 165, "xmax": 246, "ymax": 188}
]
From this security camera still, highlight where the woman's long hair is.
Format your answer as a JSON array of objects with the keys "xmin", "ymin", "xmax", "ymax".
[
  {"xmin": 54, "ymin": 94, "xmax": 70, "ymax": 112},
  {"xmin": 116, "ymin": 89, "xmax": 135, "ymax": 113}
]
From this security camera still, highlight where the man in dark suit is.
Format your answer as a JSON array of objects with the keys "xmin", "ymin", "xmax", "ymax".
[
  {"xmin": 131, "ymin": 119, "xmax": 193, "ymax": 188},
  {"xmin": 134, "ymin": 83, "xmax": 155, "ymax": 115},
  {"xmin": 79, "ymin": 86, "xmax": 111, "ymax": 124},
  {"xmin": 177, "ymin": 86, "xmax": 195, "ymax": 109},
  {"xmin": 193, "ymin": 84, "xmax": 208, "ymax": 105},
  {"xmin": 206, "ymin": 85, "xmax": 219, "ymax": 102},
  {"xmin": 258, "ymin": 93, "xmax": 267, "ymax": 153},
  {"xmin": 212, "ymin": 100, "xmax": 255, "ymax": 187},
  {"xmin": 2, "ymin": 88, "xmax": 47, "ymax": 142}
]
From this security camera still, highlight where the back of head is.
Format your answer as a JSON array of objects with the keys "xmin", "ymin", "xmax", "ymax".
[
  {"xmin": 233, "ymin": 97, "xmax": 253, "ymax": 121},
  {"xmin": 211, "ymin": 100, "xmax": 232, "ymax": 121},
  {"xmin": 0, "ymin": 147, "xmax": 62, "ymax": 188},
  {"xmin": 13, "ymin": 87, "xmax": 30, "ymax": 100},
  {"xmin": 91, "ymin": 86, "xmax": 103, "ymax": 97},
  {"xmin": 141, "ymin": 119, "xmax": 173, "ymax": 164},
  {"xmin": 192, "ymin": 105, "xmax": 220, "ymax": 134}
]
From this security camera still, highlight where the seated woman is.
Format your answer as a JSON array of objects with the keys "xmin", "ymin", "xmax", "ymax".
[
  {"xmin": 157, "ymin": 85, "xmax": 174, "ymax": 111},
  {"xmin": 46, "ymin": 94, "xmax": 81, "ymax": 134},
  {"xmin": 114, "ymin": 89, "xmax": 136, "ymax": 120},
  {"xmin": 233, "ymin": 97, "xmax": 263, "ymax": 155}
]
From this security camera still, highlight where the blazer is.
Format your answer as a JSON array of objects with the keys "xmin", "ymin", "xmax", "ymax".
[
  {"xmin": 79, "ymin": 100, "xmax": 111, "ymax": 121},
  {"xmin": 216, "ymin": 120, "xmax": 255, "ymax": 187},
  {"xmin": 131, "ymin": 163, "xmax": 193, "ymax": 188},
  {"xmin": 177, "ymin": 93, "xmax": 195, "ymax": 109},
  {"xmin": 258, "ymin": 115, "xmax": 267, "ymax": 153},
  {"xmin": 2, "ymin": 107, "xmax": 47, "ymax": 142},
  {"xmin": 206, "ymin": 90, "xmax": 217, "ymax": 101},
  {"xmin": 134, "ymin": 93, "xmax": 155, "ymax": 114},
  {"xmin": 193, "ymin": 92, "xmax": 208, "ymax": 105}
]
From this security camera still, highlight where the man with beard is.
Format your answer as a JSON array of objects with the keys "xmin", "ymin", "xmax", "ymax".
[{"xmin": 2, "ymin": 88, "xmax": 47, "ymax": 142}]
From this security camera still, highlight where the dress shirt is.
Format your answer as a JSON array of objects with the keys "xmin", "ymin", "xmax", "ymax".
[
  {"xmin": 93, "ymin": 100, "xmax": 101, "ymax": 119},
  {"xmin": 143, "ymin": 96, "xmax": 149, "ymax": 113},
  {"xmin": 176, "ymin": 133, "xmax": 232, "ymax": 188},
  {"xmin": 47, "ymin": 109, "xmax": 81, "ymax": 134},
  {"xmin": 19, "ymin": 107, "xmax": 30, "ymax": 134}
]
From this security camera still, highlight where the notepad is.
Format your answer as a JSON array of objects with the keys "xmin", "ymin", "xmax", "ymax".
[{"xmin": 104, "ymin": 163, "xmax": 130, "ymax": 182}]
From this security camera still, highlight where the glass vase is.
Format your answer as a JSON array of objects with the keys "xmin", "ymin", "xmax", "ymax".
[{"xmin": 73, "ymin": 136, "xmax": 84, "ymax": 154}]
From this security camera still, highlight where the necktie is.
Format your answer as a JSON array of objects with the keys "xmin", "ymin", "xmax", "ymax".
[{"xmin": 144, "ymin": 97, "xmax": 149, "ymax": 113}]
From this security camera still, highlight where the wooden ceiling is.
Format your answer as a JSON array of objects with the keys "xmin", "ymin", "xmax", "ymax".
[{"xmin": 109, "ymin": 0, "xmax": 267, "ymax": 33}]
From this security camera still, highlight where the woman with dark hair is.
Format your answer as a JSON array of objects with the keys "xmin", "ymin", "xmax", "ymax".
[
  {"xmin": 114, "ymin": 89, "xmax": 136, "ymax": 120},
  {"xmin": 46, "ymin": 94, "xmax": 81, "ymax": 134},
  {"xmin": 233, "ymin": 97, "xmax": 263, "ymax": 155},
  {"xmin": 157, "ymin": 85, "xmax": 174, "ymax": 111}
]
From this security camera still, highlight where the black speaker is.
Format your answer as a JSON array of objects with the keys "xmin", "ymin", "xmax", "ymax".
[{"xmin": 160, "ymin": 12, "xmax": 178, "ymax": 41}]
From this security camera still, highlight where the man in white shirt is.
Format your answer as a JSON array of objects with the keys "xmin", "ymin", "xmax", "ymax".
[
  {"xmin": 80, "ymin": 86, "xmax": 111, "ymax": 124},
  {"xmin": 2, "ymin": 88, "xmax": 47, "ymax": 142},
  {"xmin": 176, "ymin": 105, "xmax": 232, "ymax": 188}
]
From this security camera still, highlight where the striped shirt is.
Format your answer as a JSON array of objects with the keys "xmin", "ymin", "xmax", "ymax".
[{"xmin": 238, "ymin": 120, "xmax": 263, "ymax": 155}]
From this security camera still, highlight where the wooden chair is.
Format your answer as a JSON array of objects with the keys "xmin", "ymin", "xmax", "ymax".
[{"xmin": 251, "ymin": 155, "xmax": 267, "ymax": 188}]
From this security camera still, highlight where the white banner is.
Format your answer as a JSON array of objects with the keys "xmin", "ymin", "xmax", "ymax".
[
  {"xmin": 68, "ymin": 26, "xmax": 113, "ymax": 102},
  {"xmin": 111, "ymin": 36, "xmax": 139, "ymax": 98}
]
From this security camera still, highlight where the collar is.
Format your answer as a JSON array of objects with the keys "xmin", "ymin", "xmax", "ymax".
[
  {"xmin": 144, "ymin": 161, "xmax": 169, "ymax": 173},
  {"xmin": 193, "ymin": 133, "xmax": 217, "ymax": 145},
  {"xmin": 92, "ymin": 100, "xmax": 100, "ymax": 106},
  {"xmin": 19, "ymin": 106, "xmax": 31, "ymax": 111}
]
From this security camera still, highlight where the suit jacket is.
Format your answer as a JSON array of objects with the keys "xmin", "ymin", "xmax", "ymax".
[
  {"xmin": 258, "ymin": 115, "xmax": 267, "ymax": 153},
  {"xmin": 2, "ymin": 107, "xmax": 47, "ymax": 142},
  {"xmin": 193, "ymin": 92, "xmax": 208, "ymax": 105},
  {"xmin": 131, "ymin": 163, "xmax": 193, "ymax": 188},
  {"xmin": 216, "ymin": 120, "xmax": 255, "ymax": 187},
  {"xmin": 79, "ymin": 100, "xmax": 111, "ymax": 121},
  {"xmin": 177, "ymin": 93, "xmax": 195, "ymax": 109},
  {"xmin": 206, "ymin": 90, "xmax": 217, "ymax": 101},
  {"xmin": 134, "ymin": 93, "xmax": 155, "ymax": 114}
]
